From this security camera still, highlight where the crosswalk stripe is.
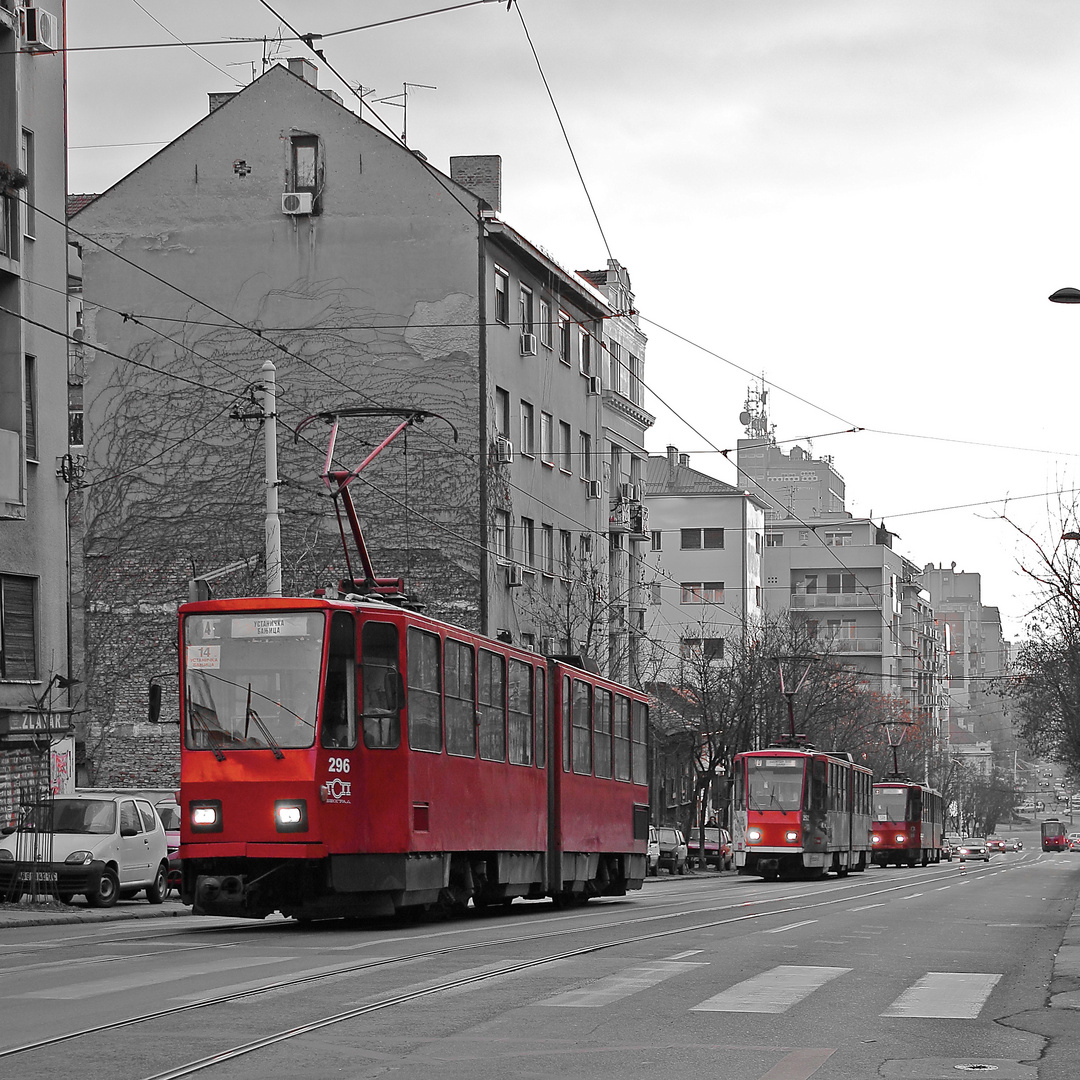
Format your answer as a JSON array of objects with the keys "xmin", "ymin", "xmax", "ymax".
[
  {"xmin": 881, "ymin": 972, "xmax": 1002, "ymax": 1018},
  {"xmin": 536, "ymin": 960, "xmax": 705, "ymax": 1007},
  {"xmin": 691, "ymin": 964, "xmax": 850, "ymax": 1014}
]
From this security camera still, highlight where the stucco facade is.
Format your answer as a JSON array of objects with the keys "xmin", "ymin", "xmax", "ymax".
[
  {"xmin": 71, "ymin": 62, "xmax": 649, "ymax": 785},
  {"xmin": 0, "ymin": 0, "xmax": 76, "ymax": 822}
]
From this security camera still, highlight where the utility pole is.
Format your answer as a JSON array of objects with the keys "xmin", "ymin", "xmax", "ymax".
[{"xmin": 261, "ymin": 359, "xmax": 282, "ymax": 597}]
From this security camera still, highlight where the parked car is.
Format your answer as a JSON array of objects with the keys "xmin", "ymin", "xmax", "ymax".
[
  {"xmin": 686, "ymin": 826, "xmax": 733, "ymax": 870},
  {"xmin": 655, "ymin": 827, "xmax": 688, "ymax": 875},
  {"xmin": 956, "ymin": 837, "xmax": 990, "ymax": 862},
  {"xmin": 646, "ymin": 826, "xmax": 660, "ymax": 876},
  {"xmin": 987, "ymin": 836, "xmax": 1006, "ymax": 853},
  {"xmin": 0, "ymin": 793, "xmax": 169, "ymax": 907},
  {"xmin": 942, "ymin": 834, "xmax": 963, "ymax": 860},
  {"xmin": 155, "ymin": 797, "xmax": 182, "ymax": 895}
]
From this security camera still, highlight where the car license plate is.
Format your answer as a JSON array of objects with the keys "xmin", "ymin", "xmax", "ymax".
[{"xmin": 17, "ymin": 870, "xmax": 57, "ymax": 883}]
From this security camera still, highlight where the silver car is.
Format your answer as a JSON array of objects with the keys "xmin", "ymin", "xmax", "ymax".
[{"xmin": 956, "ymin": 837, "xmax": 990, "ymax": 862}]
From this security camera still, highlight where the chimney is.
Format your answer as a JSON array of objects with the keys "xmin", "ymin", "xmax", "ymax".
[
  {"xmin": 666, "ymin": 445, "xmax": 678, "ymax": 467},
  {"xmin": 449, "ymin": 155, "xmax": 502, "ymax": 213},
  {"xmin": 679, "ymin": 453, "xmax": 690, "ymax": 468},
  {"xmin": 287, "ymin": 57, "xmax": 319, "ymax": 87},
  {"xmin": 208, "ymin": 92, "xmax": 238, "ymax": 114}
]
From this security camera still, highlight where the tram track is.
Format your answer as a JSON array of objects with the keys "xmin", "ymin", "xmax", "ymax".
[{"xmin": 1, "ymin": 856, "xmax": 1010, "ymax": 1073}]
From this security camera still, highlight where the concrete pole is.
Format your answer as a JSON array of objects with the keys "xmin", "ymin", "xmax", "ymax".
[{"xmin": 261, "ymin": 359, "xmax": 282, "ymax": 597}]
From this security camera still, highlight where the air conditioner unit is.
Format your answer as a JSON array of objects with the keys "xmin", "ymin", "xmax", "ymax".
[
  {"xmin": 619, "ymin": 482, "xmax": 635, "ymax": 501},
  {"xmin": 506, "ymin": 564, "xmax": 524, "ymax": 588},
  {"xmin": 540, "ymin": 636, "xmax": 556, "ymax": 655},
  {"xmin": 281, "ymin": 192, "xmax": 314, "ymax": 215},
  {"xmin": 22, "ymin": 8, "xmax": 58, "ymax": 52},
  {"xmin": 493, "ymin": 436, "xmax": 513, "ymax": 464},
  {"xmin": 587, "ymin": 376, "xmax": 602, "ymax": 396},
  {"xmin": 586, "ymin": 479, "xmax": 602, "ymax": 500},
  {"xmin": 520, "ymin": 332, "xmax": 537, "ymax": 356}
]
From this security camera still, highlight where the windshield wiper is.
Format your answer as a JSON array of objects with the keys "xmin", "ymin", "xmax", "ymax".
[
  {"xmin": 245, "ymin": 683, "xmax": 285, "ymax": 759},
  {"xmin": 187, "ymin": 687, "xmax": 225, "ymax": 761}
]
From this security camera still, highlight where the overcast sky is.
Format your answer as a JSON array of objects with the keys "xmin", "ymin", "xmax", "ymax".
[{"xmin": 65, "ymin": 1, "xmax": 1080, "ymax": 639}]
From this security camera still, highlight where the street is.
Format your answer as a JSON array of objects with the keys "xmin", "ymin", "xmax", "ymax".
[{"xmin": 1, "ymin": 839, "xmax": 1077, "ymax": 1080}]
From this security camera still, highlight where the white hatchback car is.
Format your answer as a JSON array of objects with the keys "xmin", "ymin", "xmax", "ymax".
[{"xmin": 0, "ymin": 793, "xmax": 170, "ymax": 907}]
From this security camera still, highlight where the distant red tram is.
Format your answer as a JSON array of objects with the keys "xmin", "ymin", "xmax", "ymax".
[
  {"xmin": 870, "ymin": 779, "xmax": 943, "ymax": 867},
  {"xmin": 177, "ymin": 597, "xmax": 651, "ymax": 920},
  {"xmin": 732, "ymin": 744, "xmax": 873, "ymax": 879}
]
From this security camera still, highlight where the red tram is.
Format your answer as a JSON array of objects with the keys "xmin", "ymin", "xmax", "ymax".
[
  {"xmin": 177, "ymin": 599, "xmax": 651, "ymax": 920},
  {"xmin": 870, "ymin": 780, "xmax": 943, "ymax": 867},
  {"xmin": 732, "ymin": 743, "xmax": 873, "ymax": 879}
]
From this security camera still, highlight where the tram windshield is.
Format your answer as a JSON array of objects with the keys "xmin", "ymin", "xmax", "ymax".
[
  {"xmin": 182, "ymin": 611, "xmax": 325, "ymax": 751},
  {"xmin": 873, "ymin": 786, "xmax": 908, "ymax": 821},
  {"xmin": 746, "ymin": 756, "xmax": 805, "ymax": 812}
]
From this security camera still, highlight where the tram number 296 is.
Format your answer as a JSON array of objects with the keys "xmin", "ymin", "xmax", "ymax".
[{"xmin": 328, "ymin": 757, "xmax": 351, "ymax": 773}]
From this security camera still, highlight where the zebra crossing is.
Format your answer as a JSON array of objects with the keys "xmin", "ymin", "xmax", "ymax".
[{"xmin": 534, "ymin": 957, "xmax": 1003, "ymax": 1018}]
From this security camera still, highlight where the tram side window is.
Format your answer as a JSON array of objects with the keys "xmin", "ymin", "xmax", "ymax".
[
  {"xmin": 594, "ymin": 689, "xmax": 612, "ymax": 779},
  {"xmin": 535, "ymin": 667, "xmax": 546, "ymax": 768},
  {"xmin": 445, "ymin": 639, "xmax": 476, "ymax": 757},
  {"xmin": 562, "ymin": 675, "xmax": 572, "ymax": 771},
  {"xmin": 361, "ymin": 621, "xmax": 401, "ymax": 749},
  {"xmin": 321, "ymin": 612, "xmax": 357, "ymax": 749},
  {"xmin": 810, "ymin": 759, "xmax": 827, "ymax": 813},
  {"xmin": 572, "ymin": 679, "xmax": 592, "ymax": 774},
  {"xmin": 733, "ymin": 763, "xmax": 745, "ymax": 811},
  {"xmin": 407, "ymin": 628, "xmax": 442, "ymax": 752},
  {"xmin": 508, "ymin": 659, "xmax": 533, "ymax": 765},
  {"xmin": 910, "ymin": 787, "xmax": 922, "ymax": 821},
  {"xmin": 632, "ymin": 699, "xmax": 648, "ymax": 784},
  {"xmin": 613, "ymin": 695, "xmax": 631, "ymax": 780},
  {"xmin": 478, "ymin": 649, "xmax": 506, "ymax": 761}
]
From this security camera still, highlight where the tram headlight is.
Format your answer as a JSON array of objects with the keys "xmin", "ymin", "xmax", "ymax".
[
  {"xmin": 895, "ymin": 833, "xmax": 906, "ymax": 845},
  {"xmin": 190, "ymin": 800, "xmax": 223, "ymax": 833},
  {"xmin": 784, "ymin": 830, "xmax": 799, "ymax": 844},
  {"xmin": 872, "ymin": 833, "xmax": 882, "ymax": 845},
  {"xmin": 746, "ymin": 827, "xmax": 763, "ymax": 843},
  {"xmin": 274, "ymin": 800, "xmax": 308, "ymax": 833}
]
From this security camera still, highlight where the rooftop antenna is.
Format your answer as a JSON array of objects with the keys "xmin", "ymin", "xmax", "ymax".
[
  {"xmin": 739, "ymin": 374, "xmax": 775, "ymax": 444},
  {"xmin": 375, "ymin": 82, "xmax": 437, "ymax": 146}
]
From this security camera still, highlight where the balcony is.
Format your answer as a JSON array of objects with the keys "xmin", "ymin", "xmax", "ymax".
[
  {"xmin": 790, "ymin": 592, "xmax": 880, "ymax": 609},
  {"xmin": 630, "ymin": 503, "xmax": 649, "ymax": 539},
  {"xmin": 609, "ymin": 501, "xmax": 631, "ymax": 532},
  {"xmin": 823, "ymin": 635, "xmax": 883, "ymax": 653}
]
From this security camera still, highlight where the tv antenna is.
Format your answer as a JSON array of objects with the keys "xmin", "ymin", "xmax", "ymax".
[{"xmin": 375, "ymin": 82, "xmax": 437, "ymax": 146}]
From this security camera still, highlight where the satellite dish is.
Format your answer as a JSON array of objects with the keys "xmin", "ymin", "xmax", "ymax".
[{"xmin": 739, "ymin": 411, "xmax": 751, "ymax": 425}]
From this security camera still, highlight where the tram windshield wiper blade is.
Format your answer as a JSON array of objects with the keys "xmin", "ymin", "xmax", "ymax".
[{"xmin": 245, "ymin": 684, "xmax": 285, "ymax": 759}]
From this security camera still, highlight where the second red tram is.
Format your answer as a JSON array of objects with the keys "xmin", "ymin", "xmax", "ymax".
[
  {"xmin": 177, "ymin": 596, "xmax": 651, "ymax": 920},
  {"xmin": 732, "ymin": 744, "xmax": 873, "ymax": 879},
  {"xmin": 870, "ymin": 780, "xmax": 943, "ymax": 867}
]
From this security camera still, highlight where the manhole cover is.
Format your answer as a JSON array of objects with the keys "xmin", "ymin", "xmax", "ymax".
[{"xmin": 954, "ymin": 1068, "xmax": 998, "ymax": 1073}]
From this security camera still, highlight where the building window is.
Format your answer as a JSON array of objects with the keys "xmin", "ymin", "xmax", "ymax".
[
  {"xmin": 521, "ymin": 516, "xmax": 535, "ymax": 567},
  {"xmin": 607, "ymin": 339, "xmax": 620, "ymax": 390},
  {"xmin": 824, "ymin": 531, "xmax": 852, "ymax": 546},
  {"xmin": 559, "ymin": 421, "xmax": 572, "ymax": 473},
  {"xmin": 756, "ymin": 584, "xmax": 762, "ymax": 606},
  {"xmin": 650, "ymin": 530, "xmax": 662, "ymax": 551},
  {"xmin": 680, "ymin": 637, "xmax": 724, "ymax": 661},
  {"xmin": 494, "ymin": 510, "xmax": 511, "ymax": 562},
  {"xmin": 579, "ymin": 432, "xmax": 592, "ymax": 480},
  {"xmin": 0, "ymin": 574, "xmax": 37, "ymax": 680},
  {"xmin": 494, "ymin": 266, "xmax": 509, "ymax": 324},
  {"xmin": 629, "ymin": 353, "xmax": 643, "ymax": 405},
  {"xmin": 680, "ymin": 581, "xmax": 724, "ymax": 604},
  {"xmin": 519, "ymin": 285, "xmax": 533, "ymax": 333},
  {"xmin": 558, "ymin": 311, "xmax": 571, "ymax": 365},
  {"xmin": 20, "ymin": 129, "xmax": 34, "ymax": 238},
  {"xmin": 539, "ymin": 298, "xmax": 552, "ymax": 348},
  {"xmin": 540, "ymin": 411, "xmax": 553, "ymax": 465},
  {"xmin": 560, "ymin": 529, "xmax": 573, "ymax": 576},
  {"xmin": 24, "ymin": 355, "xmax": 37, "ymax": 461},
  {"xmin": 541, "ymin": 524, "xmax": 554, "ymax": 574},
  {"xmin": 680, "ymin": 527, "xmax": 724, "ymax": 550},
  {"xmin": 766, "ymin": 531, "xmax": 783, "ymax": 547},
  {"xmin": 494, "ymin": 386, "xmax": 510, "ymax": 438},
  {"xmin": 579, "ymin": 328, "xmax": 591, "ymax": 375},
  {"xmin": 755, "ymin": 533, "xmax": 762, "ymax": 554},
  {"xmin": 827, "ymin": 573, "xmax": 856, "ymax": 594},
  {"xmin": 291, "ymin": 135, "xmax": 319, "ymax": 193},
  {"xmin": 520, "ymin": 401, "xmax": 535, "ymax": 457}
]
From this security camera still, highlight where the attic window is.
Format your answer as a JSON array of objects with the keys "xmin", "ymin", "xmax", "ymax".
[{"xmin": 292, "ymin": 136, "xmax": 318, "ymax": 192}]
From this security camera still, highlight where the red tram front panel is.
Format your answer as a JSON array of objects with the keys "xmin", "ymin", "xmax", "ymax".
[
  {"xmin": 732, "ymin": 747, "xmax": 872, "ymax": 880},
  {"xmin": 870, "ymin": 781, "xmax": 943, "ymax": 867}
]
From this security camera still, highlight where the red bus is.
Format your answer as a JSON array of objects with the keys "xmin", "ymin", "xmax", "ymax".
[
  {"xmin": 732, "ymin": 743, "xmax": 873, "ymax": 879},
  {"xmin": 870, "ymin": 780, "xmax": 943, "ymax": 867},
  {"xmin": 1041, "ymin": 819, "xmax": 1068, "ymax": 852},
  {"xmin": 177, "ymin": 597, "xmax": 650, "ymax": 920}
]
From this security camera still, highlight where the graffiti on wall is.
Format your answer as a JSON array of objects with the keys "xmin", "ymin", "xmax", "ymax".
[{"xmin": 50, "ymin": 738, "xmax": 75, "ymax": 796}]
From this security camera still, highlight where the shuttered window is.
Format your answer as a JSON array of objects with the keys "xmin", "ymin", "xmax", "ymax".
[{"xmin": 0, "ymin": 575, "xmax": 36, "ymax": 679}]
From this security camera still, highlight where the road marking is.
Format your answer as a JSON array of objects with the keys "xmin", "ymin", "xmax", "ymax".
[
  {"xmin": 758, "ymin": 1048, "xmax": 837, "ymax": 1080},
  {"xmin": 691, "ymin": 965, "xmax": 850, "ymax": 1013},
  {"xmin": 881, "ymin": 972, "xmax": 1002, "ymax": 1018},
  {"xmin": 21, "ymin": 955, "xmax": 293, "ymax": 1000},
  {"xmin": 848, "ymin": 903, "xmax": 885, "ymax": 911},
  {"xmin": 761, "ymin": 920, "xmax": 817, "ymax": 934},
  {"xmin": 665, "ymin": 949, "xmax": 705, "ymax": 960},
  {"xmin": 900, "ymin": 892, "xmax": 923, "ymax": 899},
  {"xmin": 536, "ymin": 960, "xmax": 704, "ymax": 1007},
  {"xmin": 936, "ymin": 886, "xmax": 951, "ymax": 891}
]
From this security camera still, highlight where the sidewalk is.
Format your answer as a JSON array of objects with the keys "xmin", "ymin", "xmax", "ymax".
[{"xmin": 0, "ymin": 897, "xmax": 192, "ymax": 930}]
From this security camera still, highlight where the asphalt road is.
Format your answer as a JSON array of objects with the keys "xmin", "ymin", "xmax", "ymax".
[{"xmin": 1, "ymin": 844, "xmax": 1077, "ymax": 1080}]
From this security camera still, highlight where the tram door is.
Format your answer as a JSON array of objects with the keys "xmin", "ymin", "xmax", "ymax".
[{"xmin": 318, "ymin": 612, "xmax": 359, "ymax": 845}]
